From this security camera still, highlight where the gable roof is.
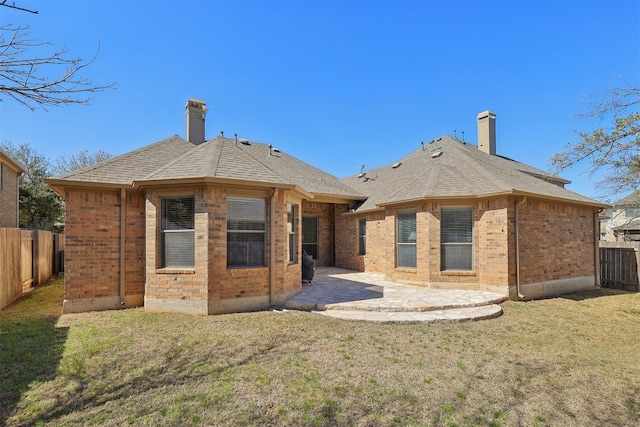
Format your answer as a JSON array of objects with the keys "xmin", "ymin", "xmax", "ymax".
[
  {"xmin": 0, "ymin": 148, "xmax": 25, "ymax": 174},
  {"xmin": 47, "ymin": 135, "xmax": 363, "ymax": 201},
  {"xmin": 342, "ymin": 136, "xmax": 605, "ymax": 212}
]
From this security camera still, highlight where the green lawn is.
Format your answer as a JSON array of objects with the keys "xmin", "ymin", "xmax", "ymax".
[{"xmin": 1, "ymin": 277, "xmax": 639, "ymax": 426}]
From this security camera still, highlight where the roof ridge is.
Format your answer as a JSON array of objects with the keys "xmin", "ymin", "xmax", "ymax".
[
  {"xmin": 449, "ymin": 140, "xmax": 522, "ymax": 192},
  {"xmin": 142, "ymin": 138, "xmax": 209, "ymax": 179},
  {"xmin": 53, "ymin": 135, "xmax": 187, "ymax": 180},
  {"xmin": 142, "ymin": 136, "xmax": 227, "ymax": 181}
]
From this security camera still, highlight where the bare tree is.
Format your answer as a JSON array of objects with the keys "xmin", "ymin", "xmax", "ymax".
[
  {"xmin": 54, "ymin": 149, "xmax": 112, "ymax": 175},
  {"xmin": 550, "ymin": 84, "xmax": 640, "ymax": 196},
  {"xmin": 0, "ymin": 24, "xmax": 114, "ymax": 111}
]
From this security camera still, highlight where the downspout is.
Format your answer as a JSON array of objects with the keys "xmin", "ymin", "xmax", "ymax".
[
  {"xmin": 515, "ymin": 196, "xmax": 527, "ymax": 299},
  {"xmin": 594, "ymin": 208, "xmax": 603, "ymax": 287},
  {"xmin": 270, "ymin": 188, "xmax": 279, "ymax": 306},
  {"xmin": 119, "ymin": 188, "xmax": 126, "ymax": 306}
]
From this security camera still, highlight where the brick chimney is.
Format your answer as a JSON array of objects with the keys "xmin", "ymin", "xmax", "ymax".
[
  {"xmin": 477, "ymin": 110, "xmax": 496, "ymax": 155},
  {"xmin": 185, "ymin": 98, "xmax": 207, "ymax": 145}
]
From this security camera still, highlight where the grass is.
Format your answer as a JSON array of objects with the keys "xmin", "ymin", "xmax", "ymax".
[{"xmin": 1, "ymin": 278, "xmax": 640, "ymax": 426}]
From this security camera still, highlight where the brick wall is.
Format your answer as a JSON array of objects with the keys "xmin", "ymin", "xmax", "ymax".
[
  {"xmin": 65, "ymin": 190, "xmax": 121, "ymax": 300},
  {"xmin": 0, "ymin": 162, "xmax": 19, "ymax": 228},
  {"xmin": 145, "ymin": 188, "xmax": 209, "ymax": 304},
  {"xmin": 301, "ymin": 201, "xmax": 335, "ymax": 267},
  {"xmin": 337, "ymin": 196, "xmax": 596, "ymax": 297},
  {"xmin": 517, "ymin": 199, "xmax": 595, "ymax": 284}
]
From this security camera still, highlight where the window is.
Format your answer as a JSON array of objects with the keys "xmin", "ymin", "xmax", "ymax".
[
  {"xmin": 441, "ymin": 207, "xmax": 473, "ymax": 270},
  {"xmin": 358, "ymin": 218, "xmax": 367, "ymax": 255},
  {"xmin": 302, "ymin": 215, "xmax": 318, "ymax": 259},
  {"xmin": 287, "ymin": 203, "xmax": 298, "ymax": 263},
  {"xmin": 227, "ymin": 197, "xmax": 266, "ymax": 267},
  {"xmin": 161, "ymin": 196, "xmax": 195, "ymax": 268},
  {"xmin": 397, "ymin": 211, "xmax": 416, "ymax": 268}
]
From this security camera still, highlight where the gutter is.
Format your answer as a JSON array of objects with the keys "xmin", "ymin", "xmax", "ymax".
[
  {"xmin": 270, "ymin": 188, "xmax": 279, "ymax": 305},
  {"xmin": 119, "ymin": 188, "xmax": 126, "ymax": 306},
  {"xmin": 594, "ymin": 208, "xmax": 603, "ymax": 287},
  {"xmin": 515, "ymin": 196, "xmax": 527, "ymax": 299}
]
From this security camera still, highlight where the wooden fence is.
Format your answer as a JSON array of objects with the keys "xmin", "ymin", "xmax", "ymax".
[
  {"xmin": 599, "ymin": 241, "xmax": 640, "ymax": 292},
  {"xmin": 0, "ymin": 228, "xmax": 65, "ymax": 310}
]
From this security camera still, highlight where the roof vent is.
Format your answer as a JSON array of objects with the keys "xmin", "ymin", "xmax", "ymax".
[
  {"xmin": 268, "ymin": 144, "xmax": 280, "ymax": 156},
  {"xmin": 238, "ymin": 138, "xmax": 250, "ymax": 145},
  {"xmin": 431, "ymin": 151, "xmax": 443, "ymax": 159},
  {"xmin": 392, "ymin": 162, "xmax": 402, "ymax": 169}
]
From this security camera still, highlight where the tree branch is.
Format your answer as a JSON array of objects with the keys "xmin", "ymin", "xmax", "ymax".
[{"xmin": 0, "ymin": 25, "xmax": 114, "ymax": 111}]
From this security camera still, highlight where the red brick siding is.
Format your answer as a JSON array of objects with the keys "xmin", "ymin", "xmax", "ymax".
[
  {"xmin": 145, "ymin": 188, "xmax": 208, "ymax": 302},
  {"xmin": 124, "ymin": 192, "xmax": 146, "ymax": 297},
  {"xmin": 301, "ymin": 201, "xmax": 336, "ymax": 267},
  {"xmin": 65, "ymin": 190, "xmax": 121, "ymax": 300},
  {"xmin": 337, "ymin": 197, "xmax": 596, "ymax": 295},
  {"xmin": 517, "ymin": 200, "xmax": 595, "ymax": 284},
  {"xmin": 206, "ymin": 187, "xmax": 270, "ymax": 301},
  {"xmin": 334, "ymin": 204, "xmax": 366, "ymax": 271}
]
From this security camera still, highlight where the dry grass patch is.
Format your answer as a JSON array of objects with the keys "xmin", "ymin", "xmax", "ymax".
[{"xmin": 2, "ymin": 280, "xmax": 640, "ymax": 426}]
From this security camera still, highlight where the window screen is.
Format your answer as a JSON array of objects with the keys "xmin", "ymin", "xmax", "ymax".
[
  {"xmin": 227, "ymin": 197, "xmax": 266, "ymax": 267},
  {"xmin": 358, "ymin": 218, "xmax": 366, "ymax": 256},
  {"xmin": 161, "ymin": 197, "xmax": 195, "ymax": 267},
  {"xmin": 397, "ymin": 211, "xmax": 416, "ymax": 268},
  {"xmin": 302, "ymin": 215, "xmax": 318, "ymax": 260},
  {"xmin": 441, "ymin": 207, "xmax": 473, "ymax": 270}
]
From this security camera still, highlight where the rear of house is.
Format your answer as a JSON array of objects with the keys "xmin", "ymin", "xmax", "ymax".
[
  {"xmin": 336, "ymin": 112, "xmax": 605, "ymax": 299},
  {"xmin": 47, "ymin": 102, "xmax": 606, "ymax": 315},
  {"xmin": 48, "ymin": 99, "xmax": 363, "ymax": 315}
]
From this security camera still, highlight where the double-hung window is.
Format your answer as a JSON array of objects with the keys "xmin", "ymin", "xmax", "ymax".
[
  {"xmin": 441, "ymin": 207, "xmax": 473, "ymax": 270},
  {"xmin": 161, "ymin": 196, "xmax": 195, "ymax": 268},
  {"xmin": 397, "ymin": 210, "xmax": 417, "ymax": 268},
  {"xmin": 358, "ymin": 218, "xmax": 367, "ymax": 255},
  {"xmin": 227, "ymin": 197, "xmax": 266, "ymax": 267},
  {"xmin": 287, "ymin": 203, "xmax": 298, "ymax": 264}
]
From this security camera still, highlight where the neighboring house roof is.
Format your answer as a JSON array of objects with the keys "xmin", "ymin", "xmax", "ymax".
[
  {"xmin": 613, "ymin": 218, "xmax": 640, "ymax": 231},
  {"xmin": 613, "ymin": 190, "xmax": 640, "ymax": 207},
  {"xmin": 342, "ymin": 135, "xmax": 605, "ymax": 213},
  {"xmin": 0, "ymin": 148, "xmax": 25, "ymax": 175},
  {"xmin": 47, "ymin": 135, "xmax": 364, "ymax": 201}
]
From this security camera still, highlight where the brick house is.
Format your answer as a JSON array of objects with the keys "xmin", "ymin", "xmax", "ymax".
[
  {"xmin": 48, "ymin": 99, "xmax": 363, "ymax": 314},
  {"xmin": 339, "ymin": 111, "xmax": 606, "ymax": 299},
  {"xmin": 600, "ymin": 191, "xmax": 640, "ymax": 241},
  {"xmin": 48, "ymin": 101, "xmax": 606, "ymax": 315},
  {"xmin": 0, "ymin": 148, "xmax": 24, "ymax": 228}
]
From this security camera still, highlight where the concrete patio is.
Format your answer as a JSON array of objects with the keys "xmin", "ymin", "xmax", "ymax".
[{"xmin": 283, "ymin": 267, "xmax": 508, "ymax": 323}]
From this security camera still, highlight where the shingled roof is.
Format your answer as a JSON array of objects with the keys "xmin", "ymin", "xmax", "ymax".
[
  {"xmin": 342, "ymin": 135, "xmax": 604, "ymax": 213},
  {"xmin": 47, "ymin": 135, "xmax": 363, "ymax": 200},
  {"xmin": 613, "ymin": 190, "xmax": 640, "ymax": 207}
]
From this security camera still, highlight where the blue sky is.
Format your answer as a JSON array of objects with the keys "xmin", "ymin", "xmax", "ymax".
[{"xmin": 1, "ymin": 0, "xmax": 638, "ymax": 201}]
